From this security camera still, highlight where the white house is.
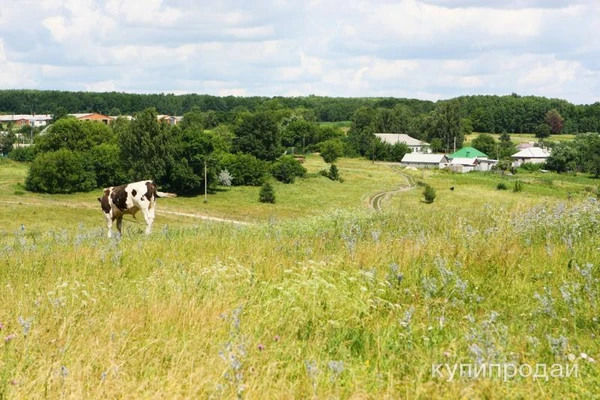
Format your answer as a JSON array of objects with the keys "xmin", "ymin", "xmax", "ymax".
[
  {"xmin": 401, "ymin": 153, "xmax": 449, "ymax": 169},
  {"xmin": 449, "ymin": 158, "xmax": 479, "ymax": 173},
  {"xmin": 375, "ymin": 133, "xmax": 431, "ymax": 154},
  {"xmin": 511, "ymin": 147, "xmax": 551, "ymax": 167},
  {"xmin": 0, "ymin": 114, "xmax": 53, "ymax": 127}
]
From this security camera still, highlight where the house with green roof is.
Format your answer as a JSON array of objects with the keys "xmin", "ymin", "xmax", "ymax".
[{"xmin": 448, "ymin": 147, "xmax": 488, "ymax": 159}]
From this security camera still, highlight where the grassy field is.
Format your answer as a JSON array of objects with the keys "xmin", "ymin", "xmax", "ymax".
[
  {"xmin": 465, "ymin": 132, "xmax": 576, "ymax": 145},
  {"xmin": 1, "ymin": 157, "xmax": 600, "ymax": 398}
]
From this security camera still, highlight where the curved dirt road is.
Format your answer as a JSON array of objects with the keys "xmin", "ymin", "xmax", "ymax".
[{"xmin": 369, "ymin": 167, "xmax": 417, "ymax": 211}]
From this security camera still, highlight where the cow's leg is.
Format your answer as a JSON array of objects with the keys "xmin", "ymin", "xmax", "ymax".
[
  {"xmin": 116, "ymin": 216, "xmax": 123, "ymax": 237},
  {"xmin": 104, "ymin": 212, "xmax": 113, "ymax": 238},
  {"xmin": 141, "ymin": 203, "xmax": 153, "ymax": 235}
]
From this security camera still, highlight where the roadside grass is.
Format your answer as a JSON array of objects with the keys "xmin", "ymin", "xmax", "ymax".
[{"xmin": 2, "ymin": 157, "xmax": 600, "ymax": 398}]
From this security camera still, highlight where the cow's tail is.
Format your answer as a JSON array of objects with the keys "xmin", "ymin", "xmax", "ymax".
[{"xmin": 156, "ymin": 191, "xmax": 177, "ymax": 198}]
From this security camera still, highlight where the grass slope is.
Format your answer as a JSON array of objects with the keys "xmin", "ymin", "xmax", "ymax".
[{"xmin": 1, "ymin": 157, "xmax": 600, "ymax": 398}]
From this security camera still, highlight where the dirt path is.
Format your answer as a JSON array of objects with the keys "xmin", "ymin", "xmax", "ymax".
[
  {"xmin": 368, "ymin": 166, "xmax": 417, "ymax": 211},
  {"xmin": 0, "ymin": 199, "xmax": 254, "ymax": 226}
]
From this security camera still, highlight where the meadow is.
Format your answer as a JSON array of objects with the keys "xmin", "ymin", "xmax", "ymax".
[
  {"xmin": 1, "ymin": 157, "xmax": 600, "ymax": 398},
  {"xmin": 464, "ymin": 132, "xmax": 576, "ymax": 145}
]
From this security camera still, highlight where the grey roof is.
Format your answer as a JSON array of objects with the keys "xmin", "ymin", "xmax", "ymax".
[
  {"xmin": 375, "ymin": 133, "xmax": 429, "ymax": 147},
  {"xmin": 511, "ymin": 147, "xmax": 551, "ymax": 158},
  {"xmin": 401, "ymin": 153, "xmax": 448, "ymax": 164}
]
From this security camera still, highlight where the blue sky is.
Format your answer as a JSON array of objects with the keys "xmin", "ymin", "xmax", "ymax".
[{"xmin": 0, "ymin": 0, "xmax": 598, "ymax": 104}]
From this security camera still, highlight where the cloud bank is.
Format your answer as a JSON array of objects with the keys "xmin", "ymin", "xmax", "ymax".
[{"xmin": 0, "ymin": 0, "xmax": 598, "ymax": 103}]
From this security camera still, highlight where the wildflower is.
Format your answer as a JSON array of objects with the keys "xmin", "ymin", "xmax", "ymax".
[
  {"xmin": 10, "ymin": 379, "xmax": 17, "ymax": 385},
  {"xmin": 5, "ymin": 333, "xmax": 16, "ymax": 343},
  {"xmin": 258, "ymin": 344, "xmax": 265, "ymax": 351},
  {"xmin": 273, "ymin": 336, "xmax": 280, "ymax": 342},
  {"xmin": 567, "ymin": 353, "xmax": 576, "ymax": 362},
  {"xmin": 443, "ymin": 351, "xmax": 451, "ymax": 358}
]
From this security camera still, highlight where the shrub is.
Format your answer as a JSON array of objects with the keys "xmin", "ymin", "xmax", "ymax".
[
  {"xmin": 259, "ymin": 182, "xmax": 276, "ymax": 203},
  {"xmin": 219, "ymin": 153, "xmax": 269, "ymax": 186},
  {"xmin": 519, "ymin": 162, "xmax": 543, "ymax": 172},
  {"xmin": 319, "ymin": 139, "xmax": 345, "ymax": 164},
  {"xmin": 497, "ymin": 182, "xmax": 508, "ymax": 190},
  {"xmin": 513, "ymin": 180, "xmax": 524, "ymax": 193},
  {"xmin": 329, "ymin": 164, "xmax": 340, "ymax": 181},
  {"xmin": 25, "ymin": 149, "xmax": 97, "ymax": 193},
  {"xmin": 423, "ymin": 185, "xmax": 436, "ymax": 204},
  {"xmin": 319, "ymin": 164, "xmax": 342, "ymax": 181},
  {"xmin": 270, "ymin": 156, "xmax": 307, "ymax": 184},
  {"xmin": 8, "ymin": 146, "xmax": 38, "ymax": 162}
]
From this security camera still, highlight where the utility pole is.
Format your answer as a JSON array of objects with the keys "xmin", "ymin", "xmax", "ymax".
[
  {"xmin": 453, "ymin": 137, "xmax": 457, "ymax": 153},
  {"xmin": 204, "ymin": 159, "xmax": 208, "ymax": 203}
]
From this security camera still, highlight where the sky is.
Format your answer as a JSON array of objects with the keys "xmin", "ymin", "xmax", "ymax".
[{"xmin": 0, "ymin": 0, "xmax": 598, "ymax": 104}]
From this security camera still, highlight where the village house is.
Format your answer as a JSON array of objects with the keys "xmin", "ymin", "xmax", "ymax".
[
  {"xmin": 375, "ymin": 133, "xmax": 431, "ymax": 154},
  {"xmin": 0, "ymin": 114, "xmax": 53, "ymax": 127},
  {"xmin": 69, "ymin": 113, "xmax": 113, "ymax": 124},
  {"xmin": 401, "ymin": 153, "xmax": 449, "ymax": 169},
  {"xmin": 511, "ymin": 147, "xmax": 551, "ymax": 167}
]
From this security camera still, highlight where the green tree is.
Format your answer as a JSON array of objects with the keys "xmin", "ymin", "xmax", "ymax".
[
  {"xmin": 319, "ymin": 139, "xmax": 345, "ymax": 163},
  {"xmin": 233, "ymin": 112, "xmax": 282, "ymax": 161},
  {"xmin": 471, "ymin": 133, "xmax": 497, "ymax": 158},
  {"xmin": 428, "ymin": 101, "xmax": 463, "ymax": 152},
  {"xmin": 534, "ymin": 123, "xmax": 552, "ymax": 139},
  {"xmin": 270, "ymin": 156, "xmax": 306, "ymax": 184},
  {"xmin": 219, "ymin": 153, "xmax": 269, "ymax": 186},
  {"xmin": 36, "ymin": 118, "xmax": 115, "ymax": 153},
  {"xmin": 429, "ymin": 138, "xmax": 444, "ymax": 153},
  {"xmin": 281, "ymin": 119, "xmax": 317, "ymax": 152},
  {"xmin": 545, "ymin": 142, "xmax": 579, "ymax": 173},
  {"xmin": 498, "ymin": 131, "xmax": 517, "ymax": 159},
  {"xmin": 347, "ymin": 107, "xmax": 377, "ymax": 157},
  {"xmin": 25, "ymin": 149, "xmax": 96, "ymax": 193},
  {"xmin": 0, "ymin": 131, "xmax": 16, "ymax": 155},
  {"xmin": 259, "ymin": 181, "xmax": 276, "ymax": 203},
  {"xmin": 118, "ymin": 108, "xmax": 173, "ymax": 183}
]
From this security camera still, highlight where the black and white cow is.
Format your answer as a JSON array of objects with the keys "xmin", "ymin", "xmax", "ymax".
[{"xmin": 98, "ymin": 180, "xmax": 176, "ymax": 238}]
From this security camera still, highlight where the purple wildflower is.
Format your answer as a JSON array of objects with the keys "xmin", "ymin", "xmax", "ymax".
[
  {"xmin": 258, "ymin": 344, "xmax": 265, "ymax": 351},
  {"xmin": 5, "ymin": 333, "xmax": 16, "ymax": 343}
]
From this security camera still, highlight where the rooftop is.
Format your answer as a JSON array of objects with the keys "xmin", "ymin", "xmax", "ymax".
[{"xmin": 375, "ymin": 133, "xmax": 429, "ymax": 147}]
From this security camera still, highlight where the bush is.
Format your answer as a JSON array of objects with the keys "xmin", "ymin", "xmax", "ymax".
[
  {"xmin": 8, "ymin": 146, "xmax": 38, "ymax": 162},
  {"xmin": 259, "ymin": 182, "xmax": 276, "ymax": 203},
  {"xmin": 319, "ymin": 139, "xmax": 345, "ymax": 164},
  {"xmin": 25, "ymin": 149, "xmax": 97, "ymax": 193},
  {"xmin": 270, "ymin": 156, "xmax": 307, "ymax": 184},
  {"xmin": 328, "ymin": 164, "xmax": 340, "ymax": 181},
  {"xmin": 319, "ymin": 164, "xmax": 342, "ymax": 181},
  {"xmin": 519, "ymin": 162, "xmax": 543, "ymax": 172},
  {"xmin": 423, "ymin": 185, "xmax": 436, "ymax": 204},
  {"xmin": 513, "ymin": 180, "xmax": 524, "ymax": 193},
  {"xmin": 497, "ymin": 182, "xmax": 508, "ymax": 190},
  {"xmin": 219, "ymin": 153, "xmax": 269, "ymax": 186}
]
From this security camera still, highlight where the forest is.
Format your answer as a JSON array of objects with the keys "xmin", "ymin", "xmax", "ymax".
[{"xmin": 1, "ymin": 90, "xmax": 599, "ymax": 134}]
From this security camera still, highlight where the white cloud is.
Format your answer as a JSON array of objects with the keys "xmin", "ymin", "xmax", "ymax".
[{"xmin": 0, "ymin": 0, "xmax": 597, "ymax": 104}]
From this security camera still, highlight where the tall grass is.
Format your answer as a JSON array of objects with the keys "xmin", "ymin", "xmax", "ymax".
[{"xmin": 2, "ymin": 196, "xmax": 600, "ymax": 397}]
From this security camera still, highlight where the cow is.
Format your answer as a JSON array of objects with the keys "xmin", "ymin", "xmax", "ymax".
[{"xmin": 98, "ymin": 180, "xmax": 176, "ymax": 238}]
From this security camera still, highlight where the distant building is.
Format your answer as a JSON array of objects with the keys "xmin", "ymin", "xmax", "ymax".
[
  {"xmin": 69, "ymin": 113, "xmax": 113, "ymax": 124},
  {"xmin": 157, "ymin": 115, "xmax": 183, "ymax": 125},
  {"xmin": 401, "ymin": 153, "xmax": 449, "ymax": 169},
  {"xmin": 375, "ymin": 133, "xmax": 431, "ymax": 154},
  {"xmin": 511, "ymin": 147, "xmax": 551, "ymax": 167},
  {"xmin": 0, "ymin": 114, "xmax": 52, "ymax": 127}
]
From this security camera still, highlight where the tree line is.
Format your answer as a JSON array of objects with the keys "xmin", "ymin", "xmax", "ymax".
[
  {"xmin": 13, "ymin": 107, "xmax": 346, "ymax": 194},
  {"xmin": 1, "ymin": 90, "xmax": 599, "ymax": 134}
]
